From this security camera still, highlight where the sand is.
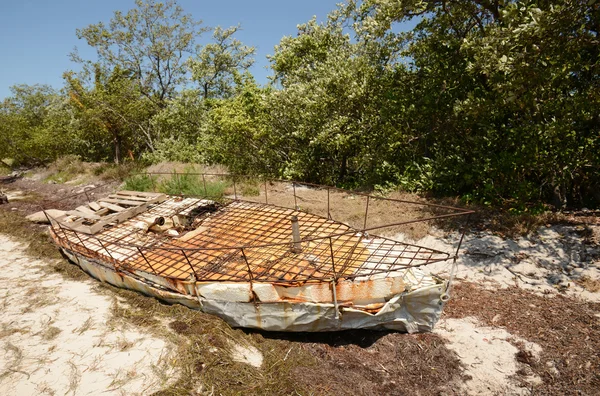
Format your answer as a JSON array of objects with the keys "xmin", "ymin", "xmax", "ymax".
[
  {"xmin": 0, "ymin": 235, "xmax": 176, "ymax": 395},
  {"xmin": 397, "ymin": 223, "xmax": 600, "ymax": 395},
  {"xmin": 396, "ymin": 224, "xmax": 600, "ymax": 302}
]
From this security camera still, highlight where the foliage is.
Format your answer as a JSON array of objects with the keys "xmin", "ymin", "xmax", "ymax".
[
  {"xmin": 123, "ymin": 173, "xmax": 157, "ymax": 192},
  {"xmin": 2, "ymin": 0, "xmax": 599, "ymax": 209},
  {"xmin": 158, "ymin": 171, "xmax": 228, "ymax": 198},
  {"xmin": 201, "ymin": 73, "xmax": 280, "ymax": 175},
  {"xmin": 73, "ymin": 0, "xmax": 207, "ymax": 107},
  {"xmin": 189, "ymin": 25, "xmax": 256, "ymax": 99}
]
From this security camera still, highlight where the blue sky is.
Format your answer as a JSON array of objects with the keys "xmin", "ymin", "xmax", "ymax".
[{"xmin": 0, "ymin": 0, "xmax": 342, "ymax": 99}]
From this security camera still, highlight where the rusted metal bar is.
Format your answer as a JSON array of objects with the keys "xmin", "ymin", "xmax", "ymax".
[
  {"xmin": 363, "ymin": 195, "xmax": 370, "ymax": 230},
  {"xmin": 233, "ymin": 177, "xmax": 237, "ymax": 200},
  {"xmin": 327, "ymin": 187, "xmax": 331, "ymax": 219},
  {"xmin": 264, "ymin": 180, "xmax": 268, "ymax": 204},
  {"xmin": 55, "ymin": 219, "xmax": 77, "ymax": 253},
  {"xmin": 96, "ymin": 237, "xmax": 118, "ymax": 268},
  {"xmin": 328, "ymin": 237, "xmax": 340, "ymax": 319},
  {"xmin": 181, "ymin": 249, "xmax": 198, "ymax": 279},
  {"xmin": 202, "ymin": 174, "xmax": 207, "ymax": 196},
  {"xmin": 293, "ymin": 182, "xmax": 297, "ymax": 209},
  {"xmin": 137, "ymin": 247, "xmax": 158, "ymax": 276}
]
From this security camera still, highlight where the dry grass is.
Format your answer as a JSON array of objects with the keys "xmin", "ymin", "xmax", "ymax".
[
  {"xmin": 42, "ymin": 326, "xmax": 62, "ymax": 341},
  {"xmin": 575, "ymin": 276, "xmax": 600, "ymax": 293},
  {"xmin": 0, "ymin": 324, "xmax": 28, "ymax": 339},
  {"xmin": 445, "ymin": 282, "xmax": 600, "ymax": 395},
  {"xmin": 238, "ymin": 180, "xmax": 439, "ymax": 240}
]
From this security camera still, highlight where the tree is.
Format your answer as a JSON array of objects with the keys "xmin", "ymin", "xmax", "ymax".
[
  {"xmin": 188, "ymin": 25, "xmax": 256, "ymax": 100},
  {"xmin": 0, "ymin": 85, "xmax": 76, "ymax": 164},
  {"xmin": 64, "ymin": 65, "xmax": 154, "ymax": 163},
  {"xmin": 74, "ymin": 0, "xmax": 207, "ymax": 108}
]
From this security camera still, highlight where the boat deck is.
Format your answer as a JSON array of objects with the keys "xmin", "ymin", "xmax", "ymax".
[{"xmin": 50, "ymin": 197, "xmax": 450, "ymax": 283}]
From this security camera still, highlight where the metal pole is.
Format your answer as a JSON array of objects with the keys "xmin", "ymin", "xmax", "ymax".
[
  {"xmin": 291, "ymin": 216, "xmax": 302, "ymax": 253},
  {"xmin": 327, "ymin": 187, "xmax": 331, "ymax": 219},
  {"xmin": 264, "ymin": 180, "xmax": 268, "ymax": 204},
  {"xmin": 293, "ymin": 182, "xmax": 297, "ymax": 210},
  {"xmin": 233, "ymin": 177, "xmax": 237, "ymax": 200},
  {"xmin": 240, "ymin": 248, "xmax": 256, "ymax": 302},
  {"xmin": 181, "ymin": 249, "xmax": 198, "ymax": 279},
  {"xmin": 363, "ymin": 195, "xmax": 370, "ymax": 230},
  {"xmin": 202, "ymin": 174, "xmax": 207, "ymax": 197},
  {"xmin": 137, "ymin": 247, "xmax": 158, "ymax": 276},
  {"xmin": 328, "ymin": 237, "xmax": 340, "ymax": 319}
]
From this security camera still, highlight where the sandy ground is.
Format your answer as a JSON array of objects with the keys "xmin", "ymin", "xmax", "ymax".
[
  {"xmin": 1, "ymin": 174, "xmax": 599, "ymax": 395},
  {"xmin": 0, "ymin": 235, "xmax": 175, "ymax": 396},
  {"xmin": 398, "ymin": 225, "xmax": 600, "ymax": 302},
  {"xmin": 403, "ymin": 224, "xmax": 600, "ymax": 395}
]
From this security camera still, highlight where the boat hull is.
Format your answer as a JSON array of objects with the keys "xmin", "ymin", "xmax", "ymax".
[{"xmin": 61, "ymin": 247, "xmax": 446, "ymax": 332}]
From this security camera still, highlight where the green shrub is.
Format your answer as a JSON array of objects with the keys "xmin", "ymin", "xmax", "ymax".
[
  {"xmin": 159, "ymin": 171, "xmax": 228, "ymax": 199},
  {"xmin": 240, "ymin": 180, "xmax": 261, "ymax": 197},
  {"xmin": 123, "ymin": 174, "xmax": 157, "ymax": 192},
  {"xmin": 95, "ymin": 162, "xmax": 143, "ymax": 181}
]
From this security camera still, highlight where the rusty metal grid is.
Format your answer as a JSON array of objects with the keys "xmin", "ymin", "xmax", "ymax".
[{"xmin": 46, "ymin": 173, "xmax": 473, "ymax": 284}]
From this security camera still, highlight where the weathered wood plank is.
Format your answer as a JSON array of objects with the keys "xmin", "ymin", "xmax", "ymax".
[
  {"xmin": 110, "ymin": 194, "xmax": 150, "ymax": 202},
  {"xmin": 75, "ymin": 205, "xmax": 97, "ymax": 215},
  {"xmin": 67, "ymin": 210, "xmax": 102, "ymax": 221},
  {"xmin": 88, "ymin": 202, "xmax": 102, "ymax": 211},
  {"xmin": 116, "ymin": 190, "xmax": 165, "ymax": 198},
  {"xmin": 99, "ymin": 201, "xmax": 126, "ymax": 212},
  {"xmin": 100, "ymin": 197, "xmax": 149, "ymax": 206}
]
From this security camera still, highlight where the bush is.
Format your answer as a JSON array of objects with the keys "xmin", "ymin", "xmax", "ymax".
[
  {"xmin": 123, "ymin": 174, "xmax": 157, "ymax": 192},
  {"xmin": 95, "ymin": 162, "xmax": 144, "ymax": 181},
  {"xmin": 158, "ymin": 171, "xmax": 228, "ymax": 199}
]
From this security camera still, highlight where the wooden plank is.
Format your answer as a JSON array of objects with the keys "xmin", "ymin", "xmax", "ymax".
[
  {"xmin": 75, "ymin": 205, "xmax": 97, "ymax": 216},
  {"xmin": 99, "ymin": 201, "xmax": 126, "ymax": 212},
  {"xmin": 88, "ymin": 202, "xmax": 102, "ymax": 211},
  {"xmin": 116, "ymin": 190, "xmax": 165, "ymax": 197},
  {"xmin": 67, "ymin": 210, "xmax": 102, "ymax": 221},
  {"xmin": 110, "ymin": 194, "xmax": 150, "ymax": 202},
  {"xmin": 100, "ymin": 197, "xmax": 149, "ymax": 206},
  {"xmin": 94, "ymin": 207, "xmax": 111, "ymax": 216}
]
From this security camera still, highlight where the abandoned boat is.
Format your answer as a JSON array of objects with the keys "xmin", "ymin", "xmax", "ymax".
[{"xmin": 46, "ymin": 176, "xmax": 472, "ymax": 332}]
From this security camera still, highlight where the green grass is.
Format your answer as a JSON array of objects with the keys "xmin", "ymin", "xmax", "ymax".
[
  {"xmin": 240, "ymin": 180, "xmax": 261, "ymax": 197},
  {"xmin": 158, "ymin": 172, "xmax": 228, "ymax": 199},
  {"xmin": 123, "ymin": 171, "xmax": 229, "ymax": 199},
  {"xmin": 123, "ymin": 174, "xmax": 157, "ymax": 192}
]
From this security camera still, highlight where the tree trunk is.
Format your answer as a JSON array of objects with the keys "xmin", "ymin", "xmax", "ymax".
[{"xmin": 113, "ymin": 133, "xmax": 122, "ymax": 164}]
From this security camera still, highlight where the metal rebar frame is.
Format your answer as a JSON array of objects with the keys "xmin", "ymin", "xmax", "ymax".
[{"xmin": 45, "ymin": 172, "xmax": 474, "ymax": 285}]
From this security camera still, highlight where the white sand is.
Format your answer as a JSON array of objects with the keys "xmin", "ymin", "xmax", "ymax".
[
  {"xmin": 395, "ymin": 224, "xmax": 600, "ymax": 302},
  {"xmin": 229, "ymin": 342, "xmax": 263, "ymax": 368},
  {"xmin": 399, "ymin": 224, "xmax": 599, "ymax": 395},
  {"xmin": 435, "ymin": 317, "xmax": 542, "ymax": 395},
  {"xmin": 0, "ymin": 235, "xmax": 175, "ymax": 395}
]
